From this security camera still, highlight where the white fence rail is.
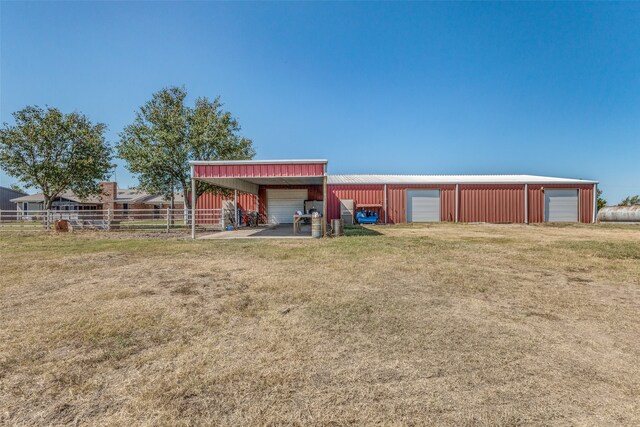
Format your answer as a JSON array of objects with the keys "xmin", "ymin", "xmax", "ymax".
[{"xmin": 0, "ymin": 208, "xmax": 228, "ymax": 232}]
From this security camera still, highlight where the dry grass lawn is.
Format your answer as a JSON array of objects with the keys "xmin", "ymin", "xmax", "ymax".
[{"xmin": 1, "ymin": 223, "xmax": 639, "ymax": 426}]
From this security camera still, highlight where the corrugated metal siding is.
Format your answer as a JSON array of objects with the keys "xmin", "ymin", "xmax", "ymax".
[
  {"xmin": 194, "ymin": 163, "xmax": 325, "ymax": 178},
  {"xmin": 196, "ymin": 192, "xmax": 257, "ymax": 210},
  {"xmin": 458, "ymin": 185, "xmax": 524, "ymax": 223},
  {"xmin": 1, "ymin": 187, "xmax": 28, "ymax": 211},
  {"xmin": 579, "ymin": 185, "xmax": 594, "ymax": 223},
  {"xmin": 326, "ymin": 185, "xmax": 385, "ymax": 221},
  {"xmin": 387, "ymin": 185, "xmax": 456, "ymax": 223},
  {"xmin": 527, "ymin": 184, "xmax": 594, "ymax": 223}
]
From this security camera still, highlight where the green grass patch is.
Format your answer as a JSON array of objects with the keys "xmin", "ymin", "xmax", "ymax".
[{"xmin": 343, "ymin": 225, "xmax": 382, "ymax": 237}]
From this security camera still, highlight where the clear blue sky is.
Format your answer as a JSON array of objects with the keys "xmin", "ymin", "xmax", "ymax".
[{"xmin": 1, "ymin": 2, "xmax": 639, "ymax": 203}]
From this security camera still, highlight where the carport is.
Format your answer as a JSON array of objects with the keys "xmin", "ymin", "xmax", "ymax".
[{"xmin": 190, "ymin": 159, "xmax": 328, "ymax": 238}]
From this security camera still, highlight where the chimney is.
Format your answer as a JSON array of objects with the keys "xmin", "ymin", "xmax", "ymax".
[{"xmin": 99, "ymin": 182, "xmax": 117, "ymax": 210}]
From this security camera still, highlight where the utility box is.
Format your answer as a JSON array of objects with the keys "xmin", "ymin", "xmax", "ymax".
[{"xmin": 340, "ymin": 199, "xmax": 355, "ymax": 225}]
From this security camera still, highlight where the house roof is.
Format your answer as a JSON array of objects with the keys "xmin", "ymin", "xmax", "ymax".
[
  {"xmin": 10, "ymin": 188, "xmax": 187, "ymax": 205},
  {"xmin": 10, "ymin": 191, "xmax": 102, "ymax": 204},
  {"xmin": 115, "ymin": 188, "xmax": 153, "ymax": 203},
  {"xmin": 10, "ymin": 188, "xmax": 159, "ymax": 204},
  {"xmin": 327, "ymin": 174, "xmax": 598, "ymax": 185},
  {"xmin": 143, "ymin": 193, "xmax": 185, "ymax": 204}
]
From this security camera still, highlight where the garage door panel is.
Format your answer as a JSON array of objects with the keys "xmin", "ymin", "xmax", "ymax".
[
  {"xmin": 407, "ymin": 190, "xmax": 440, "ymax": 222},
  {"xmin": 545, "ymin": 189, "xmax": 578, "ymax": 222},
  {"xmin": 267, "ymin": 189, "xmax": 307, "ymax": 224}
]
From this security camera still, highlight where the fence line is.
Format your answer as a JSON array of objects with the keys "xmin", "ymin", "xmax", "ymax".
[{"xmin": 0, "ymin": 208, "xmax": 230, "ymax": 232}]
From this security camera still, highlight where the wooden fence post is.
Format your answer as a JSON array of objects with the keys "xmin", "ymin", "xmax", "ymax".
[{"xmin": 166, "ymin": 207, "xmax": 170, "ymax": 233}]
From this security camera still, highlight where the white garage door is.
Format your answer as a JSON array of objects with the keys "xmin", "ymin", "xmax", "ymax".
[
  {"xmin": 545, "ymin": 189, "xmax": 578, "ymax": 222},
  {"xmin": 267, "ymin": 189, "xmax": 308, "ymax": 224},
  {"xmin": 407, "ymin": 190, "xmax": 440, "ymax": 222}
]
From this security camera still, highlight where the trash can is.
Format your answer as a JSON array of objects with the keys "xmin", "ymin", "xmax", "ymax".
[
  {"xmin": 311, "ymin": 214, "xmax": 323, "ymax": 238},
  {"xmin": 331, "ymin": 219, "xmax": 344, "ymax": 236}
]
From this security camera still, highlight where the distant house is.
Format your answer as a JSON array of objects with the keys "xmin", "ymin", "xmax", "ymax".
[
  {"xmin": 10, "ymin": 182, "xmax": 184, "ymax": 214},
  {"xmin": 0, "ymin": 186, "xmax": 28, "ymax": 211}
]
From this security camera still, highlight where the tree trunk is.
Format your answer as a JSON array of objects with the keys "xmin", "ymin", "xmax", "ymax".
[
  {"xmin": 44, "ymin": 195, "xmax": 53, "ymax": 210},
  {"xmin": 183, "ymin": 189, "xmax": 191, "ymax": 210}
]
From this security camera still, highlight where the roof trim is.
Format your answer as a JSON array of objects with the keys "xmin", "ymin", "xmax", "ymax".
[
  {"xmin": 327, "ymin": 174, "xmax": 598, "ymax": 185},
  {"xmin": 190, "ymin": 159, "xmax": 328, "ymax": 165}
]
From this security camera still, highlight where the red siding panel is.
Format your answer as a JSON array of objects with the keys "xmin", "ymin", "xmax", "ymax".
[
  {"xmin": 459, "ymin": 185, "xmax": 524, "ymax": 223},
  {"xmin": 193, "ymin": 163, "xmax": 325, "ymax": 178},
  {"xmin": 196, "ymin": 192, "xmax": 257, "ymax": 210},
  {"xmin": 579, "ymin": 185, "xmax": 594, "ymax": 223},
  {"xmin": 326, "ymin": 184, "xmax": 456, "ymax": 223}
]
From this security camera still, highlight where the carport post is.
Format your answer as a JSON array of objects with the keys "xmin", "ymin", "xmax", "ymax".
[
  {"xmin": 255, "ymin": 193, "xmax": 259, "ymax": 224},
  {"xmin": 592, "ymin": 183, "xmax": 597, "ymax": 223},
  {"xmin": 322, "ymin": 171, "xmax": 328, "ymax": 236},
  {"xmin": 234, "ymin": 189, "xmax": 238, "ymax": 229},
  {"xmin": 191, "ymin": 177, "xmax": 196, "ymax": 239}
]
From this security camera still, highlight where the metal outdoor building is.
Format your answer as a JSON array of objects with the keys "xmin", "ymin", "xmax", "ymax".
[{"xmin": 190, "ymin": 159, "xmax": 598, "ymax": 236}]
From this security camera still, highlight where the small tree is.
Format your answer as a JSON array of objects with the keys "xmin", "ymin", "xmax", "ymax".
[
  {"xmin": 596, "ymin": 188, "xmax": 607, "ymax": 211},
  {"xmin": 0, "ymin": 106, "xmax": 113, "ymax": 209},
  {"xmin": 619, "ymin": 195, "xmax": 640, "ymax": 206},
  {"xmin": 118, "ymin": 86, "xmax": 255, "ymax": 208}
]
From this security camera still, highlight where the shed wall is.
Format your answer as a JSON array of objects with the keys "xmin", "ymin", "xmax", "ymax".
[
  {"xmin": 326, "ymin": 185, "xmax": 385, "ymax": 221},
  {"xmin": 195, "ymin": 182, "xmax": 596, "ymax": 225},
  {"xmin": 196, "ymin": 185, "xmax": 322, "ymax": 224},
  {"xmin": 527, "ymin": 184, "xmax": 594, "ymax": 223},
  {"xmin": 258, "ymin": 185, "xmax": 323, "ymax": 222},
  {"xmin": 387, "ymin": 185, "xmax": 456, "ymax": 223},
  {"xmin": 458, "ymin": 185, "xmax": 525, "ymax": 223}
]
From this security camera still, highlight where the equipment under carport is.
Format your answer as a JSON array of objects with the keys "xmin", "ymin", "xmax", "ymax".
[{"xmin": 355, "ymin": 203, "xmax": 382, "ymax": 224}]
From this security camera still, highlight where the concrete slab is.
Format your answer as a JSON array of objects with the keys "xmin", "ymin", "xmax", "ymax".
[{"xmin": 199, "ymin": 224, "xmax": 314, "ymax": 239}]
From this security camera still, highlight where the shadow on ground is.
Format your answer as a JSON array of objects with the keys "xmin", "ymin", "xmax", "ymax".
[
  {"xmin": 344, "ymin": 225, "xmax": 383, "ymax": 237},
  {"xmin": 251, "ymin": 224, "xmax": 312, "ymax": 237}
]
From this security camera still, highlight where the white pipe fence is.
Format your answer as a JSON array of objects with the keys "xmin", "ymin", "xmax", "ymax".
[{"xmin": 0, "ymin": 208, "xmax": 228, "ymax": 232}]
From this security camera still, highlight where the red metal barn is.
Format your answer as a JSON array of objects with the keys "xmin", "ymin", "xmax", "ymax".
[{"xmin": 190, "ymin": 160, "xmax": 597, "ymax": 230}]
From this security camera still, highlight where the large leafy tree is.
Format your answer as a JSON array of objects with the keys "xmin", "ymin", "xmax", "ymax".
[
  {"xmin": 619, "ymin": 195, "xmax": 640, "ymax": 206},
  {"xmin": 118, "ymin": 86, "xmax": 254, "ymax": 208},
  {"xmin": 0, "ymin": 106, "xmax": 113, "ymax": 209}
]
